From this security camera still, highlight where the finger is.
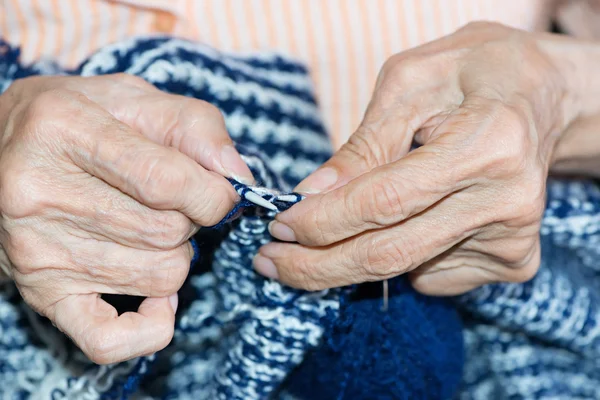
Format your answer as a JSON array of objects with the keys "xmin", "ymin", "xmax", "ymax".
[
  {"xmin": 256, "ymin": 194, "xmax": 485, "ymax": 290},
  {"xmin": 294, "ymin": 53, "xmax": 461, "ymax": 194},
  {"xmin": 60, "ymin": 98, "xmax": 238, "ymax": 227},
  {"xmin": 82, "ymin": 74, "xmax": 254, "ymax": 184},
  {"xmin": 136, "ymin": 94, "xmax": 254, "ymax": 184},
  {"xmin": 273, "ymin": 140, "xmax": 470, "ymax": 247},
  {"xmin": 407, "ymin": 247, "xmax": 500, "ymax": 296},
  {"xmin": 408, "ymin": 238, "xmax": 541, "ymax": 296},
  {"xmin": 94, "ymin": 241, "xmax": 193, "ymax": 298},
  {"xmin": 54, "ymin": 174, "xmax": 196, "ymax": 250},
  {"xmin": 11, "ymin": 228, "xmax": 194, "ymax": 298},
  {"xmin": 52, "ymin": 293, "xmax": 177, "ymax": 364},
  {"xmin": 73, "ymin": 241, "xmax": 193, "ymax": 298},
  {"xmin": 274, "ymin": 97, "xmax": 515, "ymax": 246}
]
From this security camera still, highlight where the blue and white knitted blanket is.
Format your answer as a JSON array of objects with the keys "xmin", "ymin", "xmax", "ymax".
[
  {"xmin": 0, "ymin": 36, "xmax": 600, "ymax": 400},
  {"xmin": 0, "ymin": 37, "xmax": 462, "ymax": 400},
  {"xmin": 459, "ymin": 179, "xmax": 600, "ymax": 399}
]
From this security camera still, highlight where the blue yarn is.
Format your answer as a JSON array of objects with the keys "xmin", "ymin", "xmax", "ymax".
[
  {"xmin": 457, "ymin": 178, "xmax": 600, "ymax": 399},
  {"xmin": 210, "ymin": 178, "xmax": 303, "ymax": 230},
  {"xmin": 6, "ymin": 34, "xmax": 600, "ymax": 400},
  {"xmin": 285, "ymin": 278, "xmax": 464, "ymax": 400},
  {"xmin": 0, "ymin": 37, "xmax": 464, "ymax": 399},
  {"xmin": 203, "ymin": 178, "xmax": 465, "ymax": 400}
]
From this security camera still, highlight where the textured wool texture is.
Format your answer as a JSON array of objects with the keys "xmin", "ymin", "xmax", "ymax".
[
  {"xmin": 458, "ymin": 179, "xmax": 600, "ymax": 399},
  {"xmin": 4, "ymin": 35, "xmax": 600, "ymax": 400},
  {"xmin": 0, "ymin": 38, "xmax": 463, "ymax": 399}
]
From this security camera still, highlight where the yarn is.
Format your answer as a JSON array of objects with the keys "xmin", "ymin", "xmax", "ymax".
[
  {"xmin": 457, "ymin": 179, "xmax": 600, "ymax": 399},
  {"xmin": 0, "ymin": 37, "xmax": 463, "ymax": 399},
  {"xmin": 6, "ymin": 34, "xmax": 600, "ymax": 400},
  {"xmin": 6, "ymin": 31, "xmax": 600, "ymax": 400},
  {"xmin": 285, "ymin": 279, "xmax": 464, "ymax": 400}
]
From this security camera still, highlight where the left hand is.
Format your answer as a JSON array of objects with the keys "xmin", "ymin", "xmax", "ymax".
[{"xmin": 253, "ymin": 22, "xmax": 595, "ymax": 295}]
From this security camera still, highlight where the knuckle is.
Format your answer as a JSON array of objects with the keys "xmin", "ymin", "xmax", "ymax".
[
  {"xmin": 6, "ymin": 77, "xmax": 57, "ymax": 101},
  {"xmin": 302, "ymin": 194, "xmax": 340, "ymax": 245},
  {"xmin": 27, "ymin": 89, "xmax": 71, "ymax": 121},
  {"xmin": 22, "ymin": 89, "xmax": 88, "ymax": 141},
  {"xmin": 510, "ymin": 235, "xmax": 541, "ymax": 265},
  {"xmin": 5, "ymin": 229, "xmax": 64, "ymax": 277},
  {"xmin": 501, "ymin": 172, "xmax": 546, "ymax": 223},
  {"xmin": 361, "ymin": 237, "xmax": 410, "ymax": 279},
  {"xmin": 5, "ymin": 231, "xmax": 36, "ymax": 275},
  {"xmin": 507, "ymin": 254, "xmax": 540, "ymax": 283},
  {"xmin": 147, "ymin": 249, "xmax": 190, "ymax": 297},
  {"xmin": 342, "ymin": 128, "xmax": 387, "ymax": 168},
  {"xmin": 521, "ymin": 185, "xmax": 546, "ymax": 222},
  {"xmin": 194, "ymin": 182, "xmax": 236, "ymax": 226},
  {"xmin": 144, "ymin": 211, "xmax": 192, "ymax": 250},
  {"xmin": 165, "ymin": 100, "xmax": 227, "ymax": 146},
  {"xmin": 360, "ymin": 176, "xmax": 405, "ymax": 227},
  {"xmin": 110, "ymin": 73, "xmax": 153, "ymax": 89},
  {"xmin": 460, "ymin": 20, "xmax": 504, "ymax": 33},
  {"xmin": 85, "ymin": 327, "xmax": 118, "ymax": 365},
  {"xmin": 179, "ymin": 100, "xmax": 228, "ymax": 136},
  {"xmin": 201, "ymin": 102, "xmax": 225, "ymax": 122},
  {"xmin": 289, "ymin": 255, "xmax": 322, "ymax": 291},
  {"xmin": 5, "ymin": 78, "xmax": 26, "ymax": 94},
  {"xmin": 139, "ymin": 156, "xmax": 187, "ymax": 206},
  {"xmin": 481, "ymin": 103, "xmax": 532, "ymax": 177},
  {"xmin": 195, "ymin": 102, "xmax": 228, "ymax": 138},
  {"xmin": 381, "ymin": 54, "xmax": 429, "ymax": 88},
  {"xmin": 0, "ymin": 160, "xmax": 43, "ymax": 219}
]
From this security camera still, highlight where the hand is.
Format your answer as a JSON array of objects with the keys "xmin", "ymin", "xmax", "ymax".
[
  {"xmin": 0, "ymin": 74, "xmax": 253, "ymax": 363},
  {"xmin": 254, "ymin": 22, "xmax": 596, "ymax": 295}
]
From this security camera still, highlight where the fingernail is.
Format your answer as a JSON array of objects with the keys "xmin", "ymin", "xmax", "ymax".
[
  {"xmin": 268, "ymin": 221, "xmax": 297, "ymax": 242},
  {"xmin": 220, "ymin": 145, "xmax": 254, "ymax": 185},
  {"xmin": 294, "ymin": 167, "xmax": 338, "ymax": 194},
  {"xmin": 253, "ymin": 254, "xmax": 279, "ymax": 279},
  {"xmin": 168, "ymin": 293, "xmax": 178, "ymax": 313}
]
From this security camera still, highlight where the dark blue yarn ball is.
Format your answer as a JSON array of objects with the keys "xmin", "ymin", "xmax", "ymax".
[{"xmin": 284, "ymin": 277, "xmax": 464, "ymax": 400}]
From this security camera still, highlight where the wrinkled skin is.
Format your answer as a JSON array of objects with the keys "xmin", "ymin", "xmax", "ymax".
[
  {"xmin": 0, "ymin": 74, "xmax": 253, "ymax": 364},
  {"xmin": 256, "ymin": 22, "xmax": 600, "ymax": 295}
]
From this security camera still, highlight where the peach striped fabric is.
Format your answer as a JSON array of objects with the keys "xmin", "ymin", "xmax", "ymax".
[{"xmin": 0, "ymin": 0, "xmax": 553, "ymax": 147}]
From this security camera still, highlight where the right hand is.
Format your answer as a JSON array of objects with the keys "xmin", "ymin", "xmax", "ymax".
[{"xmin": 0, "ymin": 74, "xmax": 253, "ymax": 364}]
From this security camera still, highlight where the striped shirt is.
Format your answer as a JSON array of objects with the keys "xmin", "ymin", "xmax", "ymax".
[{"xmin": 0, "ymin": 0, "xmax": 554, "ymax": 147}]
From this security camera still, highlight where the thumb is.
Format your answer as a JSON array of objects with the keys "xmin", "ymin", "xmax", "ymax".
[
  {"xmin": 52, "ymin": 294, "xmax": 177, "ymax": 364},
  {"xmin": 294, "ymin": 50, "xmax": 463, "ymax": 194},
  {"xmin": 85, "ymin": 74, "xmax": 254, "ymax": 184},
  {"xmin": 127, "ymin": 93, "xmax": 254, "ymax": 184},
  {"xmin": 294, "ymin": 118, "xmax": 416, "ymax": 194}
]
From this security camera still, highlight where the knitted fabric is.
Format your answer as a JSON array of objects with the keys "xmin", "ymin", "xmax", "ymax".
[
  {"xmin": 285, "ymin": 278, "xmax": 464, "ymax": 400},
  {"xmin": 0, "ymin": 37, "xmax": 463, "ymax": 399},
  {"xmin": 5, "ymin": 35, "xmax": 600, "ymax": 400},
  {"xmin": 457, "ymin": 179, "xmax": 600, "ymax": 399}
]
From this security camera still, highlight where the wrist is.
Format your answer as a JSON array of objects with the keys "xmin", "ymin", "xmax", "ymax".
[
  {"xmin": 551, "ymin": 114, "xmax": 600, "ymax": 176},
  {"xmin": 535, "ymin": 33, "xmax": 600, "ymax": 173},
  {"xmin": 538, "ymin": 33, "xmax": 600, "ymax": 121}
]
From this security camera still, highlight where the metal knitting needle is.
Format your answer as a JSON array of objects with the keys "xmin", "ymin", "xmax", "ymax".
[{"xmin": 381, "ymin": 279, "xmax": 389, "ymax": 312}]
